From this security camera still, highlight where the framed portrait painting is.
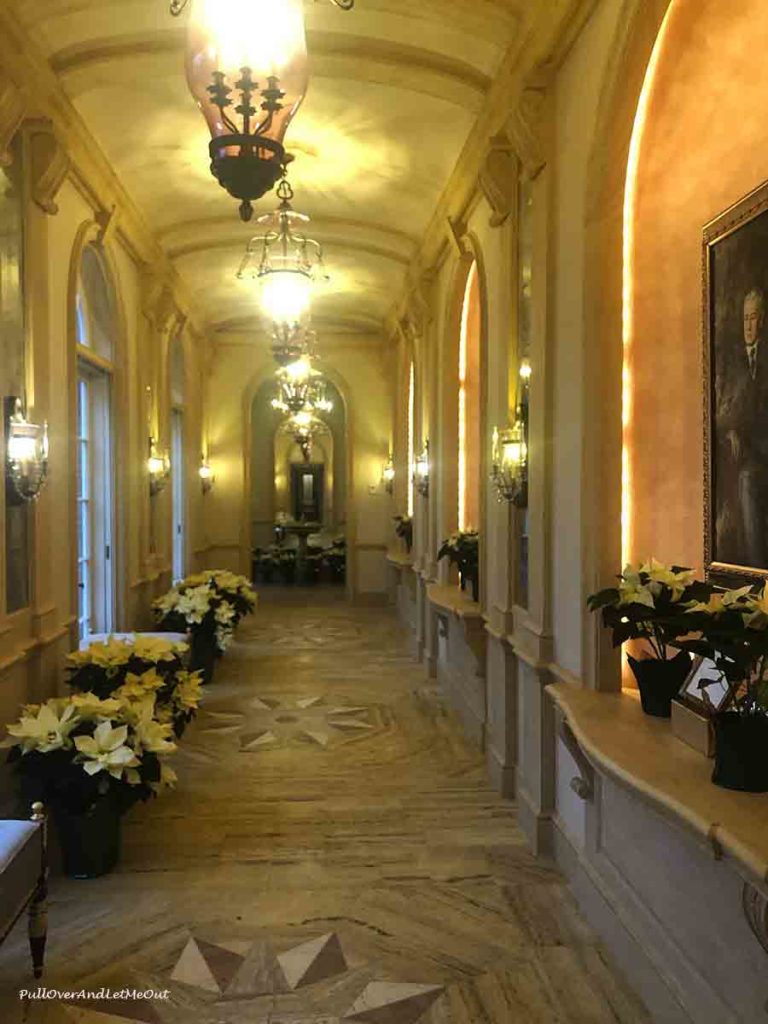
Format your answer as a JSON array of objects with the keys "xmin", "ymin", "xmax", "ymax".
[{"xmin": 704, "ymin": 180, "xmax": 768, "ymax": 584}]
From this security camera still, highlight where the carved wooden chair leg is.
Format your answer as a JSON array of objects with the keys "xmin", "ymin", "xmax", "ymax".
[{"xmin": 28, "ymin": 802, "xmax": 48, "ymax": 980}]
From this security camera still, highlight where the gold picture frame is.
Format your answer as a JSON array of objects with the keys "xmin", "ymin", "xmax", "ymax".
[{"xmin": 703, "ymin": 179, "xmax": 768, "ymax": 584}]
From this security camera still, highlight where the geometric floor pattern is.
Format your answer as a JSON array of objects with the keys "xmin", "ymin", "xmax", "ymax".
[
  {"xmin": 62, "ymin": 931, "xmax": 444, "ymax": 1024},
  {"xmin": 0, "ymin": 591, "xmax": 650, "ymax": 1024},
  {"xmin": 201, "ymin": 695, "xmax": 383, "ymax": 752}
]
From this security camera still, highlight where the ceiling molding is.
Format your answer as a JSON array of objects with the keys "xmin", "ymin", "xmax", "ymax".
[
  {"xmin": 211, "ymin": 313, "xmax": 383, "ymax": 336},
  {"xmin": 50, "ymin": 30, "xmax": 491, "ymax": 109},
  {"xmin": 169, "ymin": 234, "xmax": 411, "ymax": 268},
  {"xmin": 157, "ymin": 213, "xmax": 419, "ymax": 252}
]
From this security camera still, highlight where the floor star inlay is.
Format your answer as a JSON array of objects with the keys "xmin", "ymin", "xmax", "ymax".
[{"xmin": 202, "ymin": 695, "xmax": 381, "ymax": 752}]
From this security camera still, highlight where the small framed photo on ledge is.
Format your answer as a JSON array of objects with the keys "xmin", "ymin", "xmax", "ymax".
[
  {"xmin": 704, "ymin": 179, "xmax": 768, "ymax": 585},
  {"xmin": 672, "ymin": 656, "xmax": 731, "ymax": 757}
]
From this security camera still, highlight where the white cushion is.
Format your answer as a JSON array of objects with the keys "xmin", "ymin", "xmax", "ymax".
[
  {"xmin": 0, "ymin": 821, "xmax": 37, "ymax": 873},
  {"xmin": 80, "ymin": 632, "xmax": 188, "ymax": 651}
]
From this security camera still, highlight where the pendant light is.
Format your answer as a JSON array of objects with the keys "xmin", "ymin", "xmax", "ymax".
[{"xmin": 185, "ymin": 0, "xmax": 309, "ymax": 221}]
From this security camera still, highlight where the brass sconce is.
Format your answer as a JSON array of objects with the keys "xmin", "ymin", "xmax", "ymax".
[
  {"xmin": 413, "ymin": 441, "xmax": 430, "ymax": 498},
  {"xmin": 382, "ymin": 454, "xmax": 395, "ymax": 495},
  {"xmin": 199, "ymin": 455, "xmax": 215, "ymax": 495},
  {"xmin": 5, "ymin": 397, "xmax": 49, "ymax": 504},
  {"xmin": 148, "ymin": 437, "xmax": 171, "ymax": 496}
]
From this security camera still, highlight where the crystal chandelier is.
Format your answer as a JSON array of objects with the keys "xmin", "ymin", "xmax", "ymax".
[
  {"xmin": 271, "ymin": 357, "xmax": 333, "ymax": 415},
  {"xmin": 238, "ymin": 178, "xmax": 328, "ymax": 323}
]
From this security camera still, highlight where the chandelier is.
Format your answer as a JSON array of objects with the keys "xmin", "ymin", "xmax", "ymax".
[
  {"xmin": 184, "ymin": 0, "xmax": 309, "ymax": 221},
  {"xmin": 238, "ymin": 178, "xmax": 328, "ymax": 323},
  {"xmin": 271, "ymin": 357, "xmax": 333, "ymax": 415},
  {"xmin": 270, "ymin": 323, "xmax": 316, "ymax": 367}
]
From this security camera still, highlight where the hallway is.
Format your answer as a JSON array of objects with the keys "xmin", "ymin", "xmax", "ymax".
[{"xmin": 1, "ymin": 596, "xmax": 647, "ymax": 1023}]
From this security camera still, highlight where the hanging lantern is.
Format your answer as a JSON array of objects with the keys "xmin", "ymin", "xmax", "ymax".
[
  {"xmin": 271, "ymin": 360, "xmax": 333, "ymax": 415},
  {"xmin": 185, "ymin": 0, "xmax": 309, "ymax": 221},
  {"xmin": 237, "ymin": 178, "xmax": 328, "ymax": 322},
  {"xmin": 173, "ymin": 0, "xmax": 355, "ymax": 16}
]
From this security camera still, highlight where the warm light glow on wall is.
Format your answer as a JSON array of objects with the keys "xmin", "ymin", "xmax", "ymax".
[
  {"xmin": 407, "ymin": 361, "xmax": 415, "ymax": 518},
  {"xmin": 458, "ymin": 263, "xmax": 477, "ymax": 532},
  {"xmin": 622, "ymin": 2, "xmax": 675, "ymax": 565}
]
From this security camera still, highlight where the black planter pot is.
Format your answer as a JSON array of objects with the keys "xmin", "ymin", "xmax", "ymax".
[
  {"xmin": 54, "ymin": 800, "xmax": 121, "ymax": 879},
  {"xmin": 712, "ymin": 713, "xmax": 768, "ymax": 792},
  {"xmin": 190, "ymin": 630, "xmax": 218, "ymax": 683},
  {"xmin": 627, "ymin": 651, "xmax": 691, "ymax": 718}
]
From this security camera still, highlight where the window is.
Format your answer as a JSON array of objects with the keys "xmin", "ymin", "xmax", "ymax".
[
  {"xmin": 170, "ymin": 336, "xmax": 186, "ymax": 582},
  {"xmin": 407, "ymin": 362, "xmax": 415, "ymax": 518},
  {"xmin": 77, "ymin": 365, "xmax": 114, "ymax": 638},
  {"xmin": 171, "ymin": 408, "xmax": 186, "ymax": 582},
  {"xmin": 458, "ymin": 262, "xmax": 481, "ymax": 532},
  {"xmin": 75, "ymin": 243, "xmax": 117, "ymax": 641}
]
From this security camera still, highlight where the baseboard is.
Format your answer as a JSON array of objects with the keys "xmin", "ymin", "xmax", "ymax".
[
  {"xmin": 516, "ymin": 784, "xmax": 555, "ymax": 859},
  {"xmin": 486, "ymin": 743, "xmax": 516, "ymax": 799},
  {"xmin": 552, "ymin": 819, "xmax": 696, "ymax": 1024}
]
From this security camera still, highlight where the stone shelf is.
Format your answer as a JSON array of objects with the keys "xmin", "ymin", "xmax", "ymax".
[
  {"xmin": 386, "ymin": 550, "xmax": 414, "ymax": 569},
  {"xmin": 548, "ymin": 683, "xmax": 768, "ymax": 886},
  {"xmin": 427, "ymin": 583, "xmax": 483, "ymax": 620}
]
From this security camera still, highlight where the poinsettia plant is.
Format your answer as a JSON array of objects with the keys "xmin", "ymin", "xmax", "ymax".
[
  {"xmin": 587, "ymin": 559, "xmax": 713, "ymax": 660},
  {"xmin": 393, "ymin": 514, "xmax": 413, "ymax": 550},
  {"xmin": 438, "ymin": 531, "xmax": 479, "ymax": 574},
  {"xmin": 66, "ymin": 636, "xmax": 203, "ymax": 737},
  {"xmin": 153, "ymin": 570, "xmax": 256, "ymax": 655},
  {"xmin": 674, "ymin": 584, "xmax": 768, "ymax": 715},
  {"xmin": 4, "ymin": 692, "xmax": 180, "ymax": 816}
]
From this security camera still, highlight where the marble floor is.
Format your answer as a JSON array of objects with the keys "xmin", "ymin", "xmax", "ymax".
[{"xmin": 0, "ymin": 592, "xmax": 650, "ymax": 1023}]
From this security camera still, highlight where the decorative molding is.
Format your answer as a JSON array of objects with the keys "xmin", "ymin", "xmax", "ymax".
[
  {"xmin": 559, "ymin": 717, "xmax": 595, "ymax": 802},
  {"xmin": 505, "ymin": 68, "xmax": 551, "ymax": 181},
  {"xmin": 478, "ymin": 132, "xmax": 520, "ymax": 227},
  {"xmin": 743, "ymin": 883, "xmax": 768, "ymax": 956},
  {"xmin": 25, "ymin": 119, "xmax": 71, "ymax": 215},
  {"xmin": 0, "ymin": 68, "xmax": 25, "ymax": 167},
  {"xmin": 95, "ymin": 204, "xmax": 120, "ymax": 246},
  {"xmin": 141, "ymin": 265, "xmax": 179, "ymax": 335},
  {"xmin": 445, "ymin": 216, "xmax": 469, "ymax": 258}
]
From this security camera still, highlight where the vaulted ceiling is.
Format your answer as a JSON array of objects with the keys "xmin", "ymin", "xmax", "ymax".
[{"xmin": 23, "ymin": 0, "xmax": 523, "ymax": 336}]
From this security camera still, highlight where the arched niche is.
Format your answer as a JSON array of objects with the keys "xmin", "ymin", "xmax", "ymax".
[{"xmin": 249, "ymin": 377, "xmax": 347, "ymax": 551}]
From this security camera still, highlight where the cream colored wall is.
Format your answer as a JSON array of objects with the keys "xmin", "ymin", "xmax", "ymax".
[
  {"xmin": 0, "ymin": 113, "xmax": 211, "ymax": 749},
  {"xmin": 204, "ymin": 333, "xmax": 393, "ymax": 597}
]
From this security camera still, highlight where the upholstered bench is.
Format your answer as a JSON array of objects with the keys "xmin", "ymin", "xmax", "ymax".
[{"xmin": 0, "ymin": 804, "xmax": 48, "ymax": 978}]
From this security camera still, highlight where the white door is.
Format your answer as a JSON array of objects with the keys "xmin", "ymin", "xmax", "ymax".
[
  {"xmin": 172, "ymin": 407, "xmax": 186, "ymax": 583},
  {"xmin": 77, "ymin": 365, "xmax": 114, "ymax": 640}
]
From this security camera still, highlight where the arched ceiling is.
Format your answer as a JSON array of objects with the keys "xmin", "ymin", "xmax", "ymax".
[{"xmin": 23, "ymin": 0, "xmax": 524, "ymax": 336}]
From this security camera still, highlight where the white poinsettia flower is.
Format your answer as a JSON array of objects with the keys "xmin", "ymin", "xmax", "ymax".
[
  {"xmin": 74, "ymin": 722, "xmax": 139, "ymax": 778},
  {"xmin": 177, "ymin": 587, "xmax": 213, "ymax": 624},
  {"xmin": 174, "ymin": 671, "xmax": 204, "ymax": 710},
  {"xmin": 7, "ymin": 699, "xmax": 80, "ymax": 753},
  {"xmin": 617, "ymin": 566, "xmax": 655, "ymax": 609},
  {"xmin": 215, "ymin": 626, "xmax": 233, "ymax": 651},
  {"xmin": 687, "ymin": 586, "xmax": 752, "ymax": 615},
  {"xmin": 638, "ymin": 558, "xmax": 695, "ymax": 601},
  {"xmin": 743, "ymin": 585, "xmax": 768, "ymax": 629},
  {"xmin": 214, "ymin": 602, "xmax": 236, "ymax": 625},
  {"xmin": 69, "ymin": 692, "xmax": 123, "ymax": 720},
  {"xmin": 133, "ymin": 716, "xmax": 177, "ymax": 755}
]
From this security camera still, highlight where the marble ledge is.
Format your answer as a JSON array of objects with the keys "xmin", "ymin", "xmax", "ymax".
[
  {"xmin": 386, "ymin": 549, "xmax": 414, "ymax": 570},
  {"xmin": 427, "ymin": 583, "xmax": 483, "ymax": 621},
  {"xmin": 547, "ymin": 682, "xmax": 768, "ymax": 888}
]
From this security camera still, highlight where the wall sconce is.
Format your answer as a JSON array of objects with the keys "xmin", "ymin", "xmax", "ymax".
[
  {"xmin": 4, "ymin": 397, "xmax": 49, "ymax": 504},
  {"xmin": 148, "ymin": 437, "xmax": 171, "ymax": 496},
  {"xmin": 413, "ymin": 441, "xmax": 430, "ymax": 498},
  {"xmin": 382, "ymin": 454, "xmax": 395, "ymax": 495},
  {"xmin": 199, "ymin": 455, "xmax": 215, "ymax": 495}
]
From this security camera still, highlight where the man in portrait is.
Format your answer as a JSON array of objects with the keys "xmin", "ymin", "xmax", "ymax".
[{"xmin": 716, "ymin": 287, "xmax": 768, "ymax": 568}]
